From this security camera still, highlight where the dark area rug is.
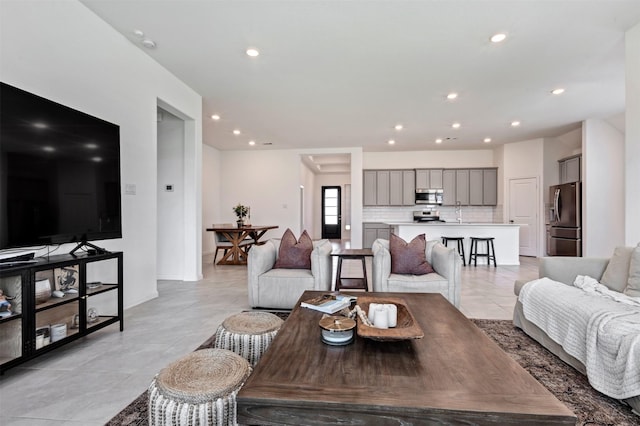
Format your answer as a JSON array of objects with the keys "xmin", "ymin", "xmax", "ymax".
[{"xmin": 106, "ymin": 317, "xmax": 638, "ymax": 426}]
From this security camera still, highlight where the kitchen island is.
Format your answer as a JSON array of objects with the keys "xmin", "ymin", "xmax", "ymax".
[{"xmin": 385, "ymin": 222, "xmax": 521, "ymax": 265}]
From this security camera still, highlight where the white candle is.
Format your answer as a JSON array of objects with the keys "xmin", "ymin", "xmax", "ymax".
[{"xmin": 386, "ymin": 304, "xmax": 397, "ymax": 328}]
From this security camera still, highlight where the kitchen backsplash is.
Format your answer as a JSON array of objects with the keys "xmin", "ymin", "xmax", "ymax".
[{"xmin": 363, "ymin": 205, "xmax": 503, "ymax": 223}]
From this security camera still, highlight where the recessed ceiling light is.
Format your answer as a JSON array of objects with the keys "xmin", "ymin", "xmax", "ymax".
[
  {"xmin": 85, "ymin": 143, "xmax": 98, "ymax": 149},
  {"xmin": 435, "ymin": 138, "xmax": 443, "ymax": 144},
  {"xmin": 141, "ymin": 39, "xmax": 156, "ymax": 49},
  {"xmin": 33, "ymin": 122, "xmax": 48, "ymax": 129},
  {"xmin": 484, "ymin": 138, "xmax": 492, "ymax": 143},
  {"xmin": 42, "ymin": 146, "xmax": 55, "ymax": 152},
  {"xmin": 249, "ymin": 140, "xmax": 256, "ymax": 146},
  {"xmin": 387, "ymin": 139, "xmax": 395, "ymax": 145},
  {"xmin": 447, "ymin": 92, "xmax": 458, "ymax": 100},
  {"xmin": 394, "ymin": 124, "xmax": 403, "ymax": 131},
  {"xmin": 551, "ymin": 88, "xmax": 565, "ymax": 95},
  {"xmin": 133, "ymin": 29, "xmax": 144, "ymax": 38},
  {"xmin": 246, "ymin": 48, "xmax": 260, "ymax": 57},
  {"xmin": 91, "ymin": 157, "xmax": 103, "ymax": 162},
  {"xmin": 233, "ymin": 129, "xmax": 241, "ymax": 135},
  {"xmin": 511, "ymin": 121, "xmax": 521, "ymax": 127},
  {"xmin": 211, "ymin": 114, "xmax": 220, "ymax": 120},
  {"xmin": 490, "ymin": 33, "xmax": 507, "ymax": 43},
  {"xmin": 452, "ymin": 122, "xmax": 461, "ymax": 129}
]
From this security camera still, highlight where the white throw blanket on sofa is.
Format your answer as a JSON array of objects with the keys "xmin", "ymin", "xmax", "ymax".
[{"xmin": 519, "ymin": 277, "xmax": 640, "ymax": 399}]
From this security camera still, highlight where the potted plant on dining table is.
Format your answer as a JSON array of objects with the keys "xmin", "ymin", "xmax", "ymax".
[{"xmin": 233, "ymin": 203, "xmax": 249, "ymax": 227}]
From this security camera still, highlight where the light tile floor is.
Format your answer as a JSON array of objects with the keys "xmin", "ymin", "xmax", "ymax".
[{"xmin": 0, "ymin": 252, "xmax": 538, "ymax": 425}]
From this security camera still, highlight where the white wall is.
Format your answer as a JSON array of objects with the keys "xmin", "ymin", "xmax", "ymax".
[
  {"xmin": 299, "ymin": 163, "xmax": 316, "ymax": 238},
  {"xmin": 583, "ymin": 119, "xmax": 625, "ymax": 256},
  {"xmin": 220, "ymin": 150, "xmax": 302, "ymax": 239},
  {"xmin": 202, "ymin": 145, "xmax": 222, "ymax": 254},
  {"xmin": 364, "ymin": 150, "xmax": 495, "ymax": 169},
  {"xmin": 217, "ymin": 148, "xmax": 363, "ymax": 246},
  {"xmin": 157, "ymin": 111, "xmax": 185, "ymax": 279},
  {"xmin": 503, "ymin": 139, "xmax": 545, "ymax": 256},
  {"xmin": 627, "ymin": 22, "xmax": 640, "ymax": 246},
  {"xmin": 1, "ymin": 1, "xmax": 203, "ymax": 308}
]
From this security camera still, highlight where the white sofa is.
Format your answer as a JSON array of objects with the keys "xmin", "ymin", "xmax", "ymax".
[
  {"xmin": 371, "ymin": 238, "xmax": 461, "ymax": 308},
  {"xmin": 514, "ymin": 254, "xmax": 640, "ymax": 415},
  {"xmin": 247, "ymin": 238, "xmax": 332, "ymax": 309}
]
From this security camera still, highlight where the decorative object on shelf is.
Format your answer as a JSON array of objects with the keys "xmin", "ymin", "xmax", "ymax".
[
  {"xmin": 233, "ymin": 203, "xmax": 249, "ymax": 227},
  {"xmin": 70, "ymin": 314, "xmax": 80, "ymax": 329},
  {"xmin": 54, "ymin": 265, "xmax": 79, "ymax": 293},
  {"xmin": 0, "ymin": 289, "xmax": 11, "ymax": 312},
  {"xmin": 35, "ymin": 325, "xmax": 50, "ymax": 348},
  {"xmin": 87, "ymin": 307, "xmax": 99, "ymax": 323},
  {"xmin": 50, "ymin": 323, "xmax": 67, "ymax": 342},
  {"xmin": 35, "ymin": 279, "xmax": 52, "ymax": 304}
]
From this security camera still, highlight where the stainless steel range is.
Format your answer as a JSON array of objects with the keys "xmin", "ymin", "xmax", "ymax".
[{"xmin": 413, "ymin": 210, "xmax": 444, "ymax": 222}]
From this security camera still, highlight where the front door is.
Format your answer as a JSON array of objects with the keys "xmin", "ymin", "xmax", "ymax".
[
  {"xmin": 321, "ymin": 186, "xmax": 341, "ymax": 239},
  {"xmin": 509, "ymin": 177, "xmax": 538, "ymax": 257}
]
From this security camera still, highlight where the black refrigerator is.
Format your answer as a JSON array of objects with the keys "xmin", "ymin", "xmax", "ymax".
[{"xmin": 547, "ymin": 182, "xmax": 582, "ymax": 256}]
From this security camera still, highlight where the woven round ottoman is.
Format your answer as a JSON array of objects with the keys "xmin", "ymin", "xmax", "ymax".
[
  {"xmin": 148, "ymin": 348, "xmax": 251, "ymax": 426},
  {"xmin": 214, "ymin": 311, "xmax": 283, "ymax": 367}
]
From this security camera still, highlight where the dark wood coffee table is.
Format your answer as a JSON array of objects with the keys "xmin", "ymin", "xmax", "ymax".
[{"xmin": 237, "ymin": 291, "xmax": 576, "ymax": 425}]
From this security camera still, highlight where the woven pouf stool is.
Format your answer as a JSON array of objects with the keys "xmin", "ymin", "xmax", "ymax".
[
  {"xmin": 148, "ymin": 348, "xmax": 251, "ymax": 426},
  {"xmin": 214, "ymin": 311, "xmax": 283, "ymax": 367}
]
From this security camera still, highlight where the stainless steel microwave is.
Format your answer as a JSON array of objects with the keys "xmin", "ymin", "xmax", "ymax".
[{"xmin": 415, "ymin": 189, "xmax": 443, "ymax": 205}]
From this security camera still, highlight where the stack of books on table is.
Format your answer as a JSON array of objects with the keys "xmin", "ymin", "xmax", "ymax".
[{"xmin": 301, "ymin": 294, "xmax": 357, "ymax": 314}]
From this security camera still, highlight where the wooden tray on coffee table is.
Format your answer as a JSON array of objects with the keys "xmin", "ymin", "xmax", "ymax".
[{"xmin": 356, "ymin": 296, "xmax": 424, "ymax": 341}]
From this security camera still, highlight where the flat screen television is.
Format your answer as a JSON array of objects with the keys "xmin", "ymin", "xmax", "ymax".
[{"xmin": 0, "ymin": 82, "xmax": 121, "ymax": 255}]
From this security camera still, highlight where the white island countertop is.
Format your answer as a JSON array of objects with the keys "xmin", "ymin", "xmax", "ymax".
[
  {"xmin": 385, "ymin": 222, "xmax": 519, "ymax": 227},
  {"xmin": 384, "ymin": 222, "xmax": 520, "ymax": 265}
]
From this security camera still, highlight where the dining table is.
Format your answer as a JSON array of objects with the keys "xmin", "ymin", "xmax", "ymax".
[{"xmin": 206, "ymin": 224, "xmax": 279, "ymax": 265}]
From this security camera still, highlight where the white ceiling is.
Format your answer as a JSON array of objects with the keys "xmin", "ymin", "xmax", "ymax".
[{"xmin": 82, "ymin": 0, "xmax": 640, "ymax": 157}]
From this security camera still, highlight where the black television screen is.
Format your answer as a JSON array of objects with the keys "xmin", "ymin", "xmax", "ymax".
[{"xmin": 0, "ymin": 82, "xmax": 121, "ymax": 251}]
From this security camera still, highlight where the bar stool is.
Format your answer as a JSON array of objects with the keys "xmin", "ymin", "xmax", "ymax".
[
  {"xmin": 441, "ymin": 237, "xmax": 466, "ymax": 266},
  {"xmin": 469, "ymin": 237, "xmax": 497, "ymax": 267}
]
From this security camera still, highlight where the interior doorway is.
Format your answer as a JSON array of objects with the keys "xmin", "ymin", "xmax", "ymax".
[
  {"xmin": 321, "ymin": 186, "xmax": 341, "ymax": 239},
  {"xmin": 508, "ymin": 177, "xmax": 538, "ymax": 257}
]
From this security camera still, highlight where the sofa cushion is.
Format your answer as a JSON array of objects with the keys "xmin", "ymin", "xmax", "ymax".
[
  {"xmin": 389, "ymin": 233, "xmax": 434, "ymax": 275},
  {"xmin": 600, "ymin": 246, "xmax": 634, "ymax": 292},
  {"xmin": 387, "ymin": 272, "xmax": 448, "ymax": 296},
  {"xmin": 274, "ymin": 229, "xmax": 312, "ymax": 269},
  {"xmin": 625, "ymin": 244, "xmax": 640, "ymax": 298}
]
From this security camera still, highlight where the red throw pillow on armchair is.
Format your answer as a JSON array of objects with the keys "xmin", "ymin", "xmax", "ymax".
[
  {"xmin": 390, "ymin": 233, "xmax": 434, "ymax": 275},
  {"xmin": 273, "ymin": 228, "xmax": 313, "ymax": 269}
]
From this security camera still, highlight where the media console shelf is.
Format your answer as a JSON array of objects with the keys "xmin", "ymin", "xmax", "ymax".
[{"xmin": 0, "ymin": 251, "xmax": 123, "ymax": 373}]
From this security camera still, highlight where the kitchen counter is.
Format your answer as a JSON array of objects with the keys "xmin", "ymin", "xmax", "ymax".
[{"xmin": 385, "ymin": 222, "xmax": 520, "ymax": 265}]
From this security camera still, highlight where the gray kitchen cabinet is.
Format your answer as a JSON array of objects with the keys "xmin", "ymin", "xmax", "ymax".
[
  {"xmin": 415, "ymin": 169, "xmax": 429, "ymax": 189},
  {"xmin": 402, "ymin": 170, "xmax": 416, "ymax": 205},
  {"xmin": 415, "ymin": 169, "xmax": 443, "ymax": 189},
  {"xmin": 363, "ymin": 223, "xmax": 391, "ymax": 248},
  {"xmin": 483, "ymin": 169, "xmax": 498, "ymax": 205},
  {"xmin": 429, "ymin": 169, "xmax": 443, "ymax": 189},
  {"xmin": 363, "ymin": 171, "xmax": 377, "ymax": 206},
  {"xmin": 364, "ymin": 170, "xmax": 414, "ymax": 206},
  {"xmin": 469, "ymin": 169, "xmax": 484, "ymax": 205},
  {"xmin": 442, "ymin": 170, "xmax": 457, "ymax": 205},
  {"xmin": 559, "ymin": 155, "xmax": 581, "ymax": 184},
  {"xmin": 455, "ymin": 169, "xmax": 469, "ymax": 205},
  {"xmin": 376, "ymin": 171, "xmax": 390, "ymax": 205},
  {"xmin": 389, "ymin": 171, "xmax": 403, "ymax": 205}
]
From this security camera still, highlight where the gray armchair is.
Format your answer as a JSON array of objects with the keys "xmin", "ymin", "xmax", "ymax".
[
  {"xmin": 371, "ymin": 238, "xmax": 461, "ymax": 308},
  {"xmin": 247, "ymin": 238, "xmax": 333, "ymax": 309}
]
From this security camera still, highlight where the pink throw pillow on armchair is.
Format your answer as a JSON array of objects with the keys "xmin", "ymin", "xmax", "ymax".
[
  {"xmin": 390, "ymin": 233, "xmax": 434, "ymax": 275},
  {"xmin": 273, "ymin": 228, "xmax": 313, "ymax": 269}
]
